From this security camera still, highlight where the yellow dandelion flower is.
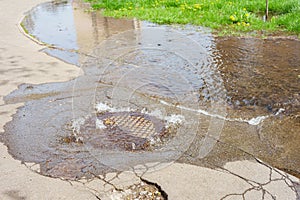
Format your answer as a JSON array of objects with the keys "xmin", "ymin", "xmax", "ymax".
[
  {"xmin": 245, "ymin": 13, "xmax": 249, "ymax": 17},
  {"xmin": 237, "ymin": 22, "xmax": 241, "ymax": 26},
  {"xmin": 243, "ymin": 8, "xmax": 247, "ymax": 11},
  {"xmin": 194, "ymin": 4, "xmax": 201, "ymax": 9},
  {"xmin": 230, "ymin": 15, "xmax": 235, "ymax": 21}
]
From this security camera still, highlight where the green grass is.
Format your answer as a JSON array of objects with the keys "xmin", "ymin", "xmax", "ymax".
[{"xmin": 86, "ymin": 0, "xmax": 300, "ymax": 36}]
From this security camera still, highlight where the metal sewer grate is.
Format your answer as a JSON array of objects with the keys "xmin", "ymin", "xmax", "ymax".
[{"xmin": 98, "ymin": 112, "xmax": 166, "ymax": 140}]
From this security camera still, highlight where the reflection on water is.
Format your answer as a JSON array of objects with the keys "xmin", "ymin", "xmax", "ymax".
[
  {"xmin": 22, "ymin": 0, "xmax": 139, "ymax": 65},
  {"xmin": 72, "ymin": 1, "xmax": 140, "ymax": 53},
  {"xmin": 23, "ymin": 1, "xmax": 76, "ymax": 49}
]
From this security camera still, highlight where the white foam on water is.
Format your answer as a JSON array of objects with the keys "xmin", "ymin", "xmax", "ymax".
[
  {"xmin": 159, "ymin": 100, "xmax": 284, "ymax": 126},
  {"xmin": 96, "ymin": 102, "xmax": 132, "ymax": 113},
  {"xmin": 96, "ymin": 118, "xmax": 106, "ymax": 129},
  {"xmin": 248, "ymin": 116, "xmax": 268, "ymax": 125},
  {"xmin": 165, "ymin": 114, "xmax": 185, "ymax": 125},
  {"xmin": 160, "ymin": 99, "xmax": 228, "ymax": 120},
  {"xmin": 71, "ymin": 117, "xmax": 86, "ymax": 133},
  {"xmin": 141, "ymin": 108, "xmax": 163, "ymax": 119},
  {"xmin": 275, "ymin": 108, "xmax": 285, "ymax": 115},
  {"xmin": 96, "ymin": 102, "xmax": 186, "ymax": 130},
  {"xmin": 141, "ymin": 108, "xmax": 185, "ymax": 126},
  {"xmin": 243, "ymin": 108, "xmax": 284, "ymax": 126},
  {"xmin": 95, "ymin": 101, "xmax": 284, "ymax": 127},
  {"xmin": 95, "ymin": 102, "xmax": 112, "ymax": 112}
]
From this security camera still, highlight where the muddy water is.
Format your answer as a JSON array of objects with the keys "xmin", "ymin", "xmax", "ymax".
[
  {"xmin": 1, "ymin": 0, "xmax": 300, "ymax": 180},
  {"xmin": 211, "ymin": 37, "xmax": 300, "ymax": 177},
  {"xmin": 217, "ymin": 37, "xmax": 300, "ymax": 114}
]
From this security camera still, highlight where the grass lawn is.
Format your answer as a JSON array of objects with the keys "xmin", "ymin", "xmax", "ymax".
[{"xmin": 85, "ymin": 0, "xmax": 300, "ymax": 36}]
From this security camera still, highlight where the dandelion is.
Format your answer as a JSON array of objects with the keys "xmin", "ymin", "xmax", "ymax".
[
  {"xmin": 243, "ymin": 8, "xmax": 247, "ymax": 11},
  {"xmin": 245, "ymin": 13, "xmax": 249, "ymax": 17},
  {"xmin": 194, "ymin": 4, "xmax": 201, "ymax": 9},
  {"xmin": 237, "ymin": 22, "xmax": 241, "ymax": 26},
  {"xmin": 230, "ymin": 15, "xmax": 236, "ymax": 21}
]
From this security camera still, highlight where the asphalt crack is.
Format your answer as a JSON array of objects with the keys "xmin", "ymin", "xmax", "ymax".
[
  {"xmin": 219, "ymin": 158, "xmax": 299, "ymax": 200},
  {"xmin": 140, "ymin": 177, "xmax": 168, "ymax": 200}
]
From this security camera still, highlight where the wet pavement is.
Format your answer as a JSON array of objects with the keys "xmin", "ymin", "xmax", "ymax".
[
  {"xmin": 182, "ymin": 37, "xmax": 300, "ymax": 178},
  {"xmin": 0, "ymin": 0, "xmax": 300, "ymax": 199}
]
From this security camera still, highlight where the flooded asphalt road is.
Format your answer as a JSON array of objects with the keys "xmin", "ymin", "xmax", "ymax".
[{"xmin": 1, "ymin": 0, "xmax": 299, "ymax": 180}]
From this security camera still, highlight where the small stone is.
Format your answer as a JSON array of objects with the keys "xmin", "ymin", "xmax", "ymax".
[
  {"xmin": 131, "ymin": 142, "xmax": 136, "ymax": 150},
  {"xmin": 140, "ymin": 191, "xmax": 147, "ymax": 195}
]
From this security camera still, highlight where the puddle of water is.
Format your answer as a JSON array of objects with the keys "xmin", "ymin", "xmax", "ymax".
[
  {"xmin": 1, "ymin": 0, "xmax": 300, "ymax": 180},
  {"xmin": 23, "ymin": 1, "xmax": 77, "ymax": 49},
  {"xmin": 3, "ymin": 0, "xmax": 222, "ymax": 180},
  {"xmin": 22, "ymin": 0, "xmax": 143, "ymax": 65},
  {"xmin": 22, "ymin": 1, "xmax": 80, "ymax": 65}
]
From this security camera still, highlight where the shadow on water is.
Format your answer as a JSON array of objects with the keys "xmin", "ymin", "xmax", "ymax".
[{"xmin": 1, "ymin": 0, "xmax": 300, "ymax": 180}]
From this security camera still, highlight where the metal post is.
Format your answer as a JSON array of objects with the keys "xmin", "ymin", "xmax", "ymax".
[{"xmin": 266, "ymin": 0, "xmax": 269, "ymax": 20}]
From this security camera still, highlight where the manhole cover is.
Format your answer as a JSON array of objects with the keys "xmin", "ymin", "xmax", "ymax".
[
  {"xmin": 66, "ymin": 111, "xmax": 178, "ymax": 152},
  {"xmin": 100, "ymin": 112, "xmax": 164, "ymax": 139}
]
